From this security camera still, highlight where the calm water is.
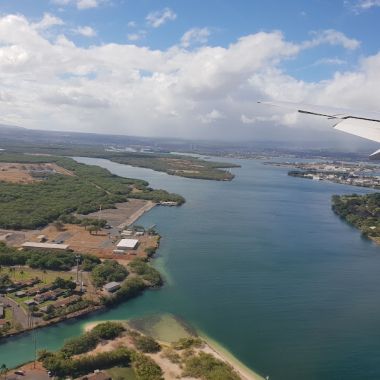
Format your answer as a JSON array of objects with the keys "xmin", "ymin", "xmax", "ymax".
[{"xmin": 1, "ymin": 157, "xmax": 380, "ymax": 380}]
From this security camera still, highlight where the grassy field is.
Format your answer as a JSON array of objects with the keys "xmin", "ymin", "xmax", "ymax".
[
  {"xmin": 107, "ymin": 367, "xmax": 137, "ymax": 380},
  {"xmin": 4, "ymin": 307, "xmax": 13, "ymax": 323},
  {"xmin": 1, "ymin": 267, "xmax": 74, "ymax": 283}
]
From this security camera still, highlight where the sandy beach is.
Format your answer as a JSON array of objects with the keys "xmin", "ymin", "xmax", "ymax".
[{"xmin": 83, "ymin": 319, "xmax": 265, "ymax": 380}]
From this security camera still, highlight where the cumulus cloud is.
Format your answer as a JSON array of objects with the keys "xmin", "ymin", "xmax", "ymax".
[
  {"xmin": 146, "ymin": 8, "xmax": 177, "ymax": 28},
  {"xmin": 73, "ymin": 26, "xmax": 97, "ymax": 37},
  {"xmin": 0, "ymin": 12, "xmax": 379, "ymax": 144},
  {"xmin": 181, "ymin": 28, "xmax": 211, "ymax": 48}
]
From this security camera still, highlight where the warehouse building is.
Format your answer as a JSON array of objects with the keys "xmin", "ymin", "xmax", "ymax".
[
  {"xmin": 116, "ymin": 238, "xmax": 139, "ymax": 251},
  {"xmin": 21, "ymin": 242, "xmax": 70, "ymax": 250}
]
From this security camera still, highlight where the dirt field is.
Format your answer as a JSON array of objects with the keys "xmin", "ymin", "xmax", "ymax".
[
  {"xmin": 80, "ymin": 199, "xmax": 155, "ymax": 228},
  {"xmin": 0, "ymin": 162, "xmax": 74, "ymax": 183},
  {"xmin": 27, "ymin": 224, "xmax": 159, "ymax": 260},
  {"xmin": 1, "ymin": 198, "xmax": 158, "ymax": 260}
]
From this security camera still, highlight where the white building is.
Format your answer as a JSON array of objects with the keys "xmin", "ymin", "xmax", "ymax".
[
  {"xmin": 103, "ymin": 282, "xmax": 121, "ymax": 293},
  {"xmin": 116, "ymin": 239, "xmax": 138, "ymax": 250},
  {"xmin": 21, "ymin": 242, "xmax": 69, "ymax": 250}
]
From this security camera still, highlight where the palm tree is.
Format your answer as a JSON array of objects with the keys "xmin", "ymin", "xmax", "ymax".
[{"xmin": 0, "ymin": 363, "xmax": 8, "ymax": 379}]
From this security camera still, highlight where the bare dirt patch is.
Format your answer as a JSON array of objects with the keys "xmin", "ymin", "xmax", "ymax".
[
  {"xmin": 0, "ymin": 162, "xmax": 74, "ymax": 183},
  {"xmin": 27, "ymin": 223, "xmax": 159, "ymax": 260},
  {"xmin": 81, "ymin": 199, "xmax": 155, "ymax": 228}
]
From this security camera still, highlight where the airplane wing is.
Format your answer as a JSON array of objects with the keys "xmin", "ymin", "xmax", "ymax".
[{"xmin": 258, "ymin": 101, "xmax": 380, "ymax": 157}]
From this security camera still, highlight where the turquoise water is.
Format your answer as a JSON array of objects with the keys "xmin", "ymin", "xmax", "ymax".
[{"xmin": 1, "ymin": 157, "xmax": 380, "ymax": 380}]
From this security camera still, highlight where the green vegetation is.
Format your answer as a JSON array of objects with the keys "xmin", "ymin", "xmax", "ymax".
[
  {"xmin": 52, "ymin": 277, "xmax": 76, "ymax": 290},
  {"xmin": 172, "ymin": 337, "xmax": 204, "ymax": 350},
  {"xmin": 162, "ymin": 348, "xmax": 181, "ymax": 364},
  {"xmin": 92, "ymin": 260, "xmax": 129, "ymax": 287},
  {"xmin": 182, "ymin": 352, "xmax": 240, "ymax": 380},
  {"xmin": 103, "ymin": 277, "xmax": 147, "ymax": 306},
  {"xmin": 61, "ymin": 322, "xmax": 125, "ymax": 357},
  {"xmin": 41, "ymin": 346, "xmax": 132, "ymax": 378},
  {"xmin": 0, "ymin": 242, "xmax": 100, "ymax": 271},
  {"xmin": 131, "ymin": 352, "xmax": 163, "ymax": 380},
  {"xmin": 104, "ymin": 152, "xmax": 238, "ymax": 181},
  {"xmin": 107, "ymin": 367, "xmax": 137, "ymax": 380},
  {"xmin": 0, "ymin": 274, "xmax": 12, "ymax": 289},
  {"xmin": 0, "ymin": 153, "xmax": 184, "ymax": 229},
  {"xmin": 0, "ymin": 145, "xmax": 239, "ymax": 181},
  {"xmin": 332, "ymin": 193, "xmax": 380, "ymax": 238},
  {"xmin": 43, "ymin": 299, "xmax": 94, "ymax": 321},
  {"xmin": 128, "ymin": 258, "xmax": 162, "ymax": 287},
  {"xmin": 39, "ymin": 322, "xmax": 163, "ymax": 380},
  {"xmin": 132, "ymin": 333, "xmax": 161, "ymax": 353}
]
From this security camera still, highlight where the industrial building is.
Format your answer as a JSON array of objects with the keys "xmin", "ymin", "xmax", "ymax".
[
  {"xmin": 116, "ymin": 238, "xmax": 138, "ymax": 250},
  {"xmin": 21, "ymin": 242, "xmax": 70, "ymax": 250}
]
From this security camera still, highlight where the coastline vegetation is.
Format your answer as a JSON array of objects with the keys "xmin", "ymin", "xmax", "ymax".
[
  {"xmin": 332, "ymin": 193, "xmax": 380, "ymax": 238},
  {"xmin": 1, "ymin": 144, "xmax": 239, "ymax": 181},
  {"xmin": 91, "ymin": 260, "xmax": 129, "ymax": 287},
  {"xmin": 0, "ymin": 242, "xmax": 100, "ymax": 271},
  {"xmin": 0, "ymin": 153, "xmax": 184, "ymax": 229},
  {"xmin": 128, "ymin": 257, "xmax": 163, "ymax": 287},
  {"xmin": 38, "ymin": 322, "xmax": 163, "ymax": 379},
  {"xmin": 60, "ymin": 322, "xmax": 125, "ymax": 357}
]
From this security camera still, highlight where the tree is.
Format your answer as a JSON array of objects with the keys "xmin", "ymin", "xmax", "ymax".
[
  {"xmin": 0, "ymin": 363, "xmax": 8, "ymax": 379},
  {"xmin": 53, "ymin": 221, "xmax": 65, "ymax": 231}
]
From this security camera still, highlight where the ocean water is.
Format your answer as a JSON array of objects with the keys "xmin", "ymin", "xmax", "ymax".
[{"xmin": 1, "ymin": 157, "xmax": 380, "ymax": 380}]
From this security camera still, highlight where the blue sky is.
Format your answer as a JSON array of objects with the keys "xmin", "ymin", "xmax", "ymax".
[{"xmin": 0, "ymin": 0, "xmax": 379, "ymax": 145}]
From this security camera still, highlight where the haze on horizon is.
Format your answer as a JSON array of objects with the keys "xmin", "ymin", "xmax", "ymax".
[{"xmin": 0, "ymin": 0, "xmax": 379, "ymax": 149}]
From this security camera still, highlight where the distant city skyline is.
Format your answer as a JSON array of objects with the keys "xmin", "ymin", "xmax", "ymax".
[{"xmin": 0, "ymin": 0, "xmax": 379, "ymax": 146}]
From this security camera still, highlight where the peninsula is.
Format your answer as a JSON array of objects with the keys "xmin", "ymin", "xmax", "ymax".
[{"xmin": 332, "ymin": 193, "xmax": 380, "ymax": 243}]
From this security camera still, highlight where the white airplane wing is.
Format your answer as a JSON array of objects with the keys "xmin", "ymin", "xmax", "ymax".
[{"xmin": 258, "ymin": 101, "xmax": 380, "ymax": 157}]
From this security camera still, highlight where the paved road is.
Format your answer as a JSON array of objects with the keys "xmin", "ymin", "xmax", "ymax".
[
  {"xmin": 0, "ymin": 295, "xmax": 28, "ymax": 328},
  {"xmin": 7, "ymin": 369, "xmax": 50, "ymax": 380}
]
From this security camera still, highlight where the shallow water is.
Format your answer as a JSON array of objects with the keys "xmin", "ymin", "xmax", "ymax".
[{"xmin": 1, "ymin": 157, "xmax": 380, "ymax": 380}]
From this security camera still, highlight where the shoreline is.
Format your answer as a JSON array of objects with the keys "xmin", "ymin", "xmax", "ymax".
[
  {"xmin": 82, "ymin": 319, "xmax": 265, "ymax": 380},
  {"xmin": 200, "ymin": 333, "xmax": 265, "ymax": 380}
]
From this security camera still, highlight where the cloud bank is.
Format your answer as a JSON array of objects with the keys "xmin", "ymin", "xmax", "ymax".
[{"xmin": 0, "ymin": 13, "xmax": 378, "ymax": 144}]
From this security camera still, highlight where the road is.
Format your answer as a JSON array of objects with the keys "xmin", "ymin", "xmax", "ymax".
[{"xmin": 0, "ymin": 295, "xmax": 28, "ymax": 328}]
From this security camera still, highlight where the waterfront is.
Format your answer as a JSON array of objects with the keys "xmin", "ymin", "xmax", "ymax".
[{"xmin": 1, "ymin": 157, "xmax": 380, "ymax": 380}]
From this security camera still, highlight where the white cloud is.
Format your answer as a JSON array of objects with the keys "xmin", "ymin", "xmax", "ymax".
[
  {"xmin": 73, "ymin": 26, "xmax": 97, "ymax": 37},
  {"xmin": 127, "ymin": 21, "xmax": 137, "ymax": 28},
  {"xmin": 77, "ymin": 0, "xmax": 99, "ymax": 9},
  {"xmin": 199, "ymin": 109, "xmax": 225, "ymax": 124},
  {"xmin": 354, "ymin": 0, "xmax": 380, "ymax": 9},
  {"xmin": 304, "ymin": 29, "xmax": 360, "ymax": 50},
  {"xmin": 51, "ymin": 0, "xmax": 102, "ymax": 10},
  {"xmin": 127, "ymin": 30, "xmax": 146, "ymax": 42},
  {"xmin": 32, "ymin": 13, "xmax": 64, "ymax": 30},
  {"xmin": 0, "ymin": 13, "xmax": 379, "ymax": 144},
  {"xmin": 181, "ymin": 28, "xmax": 210, "ymax": 48},
  {"xmin": 314, "ymin": 57, "xmax": 347, "ymax": 66},
  {"xmin": 146, "ymin": 8, "xmax": 177, "ymax": 28}
]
